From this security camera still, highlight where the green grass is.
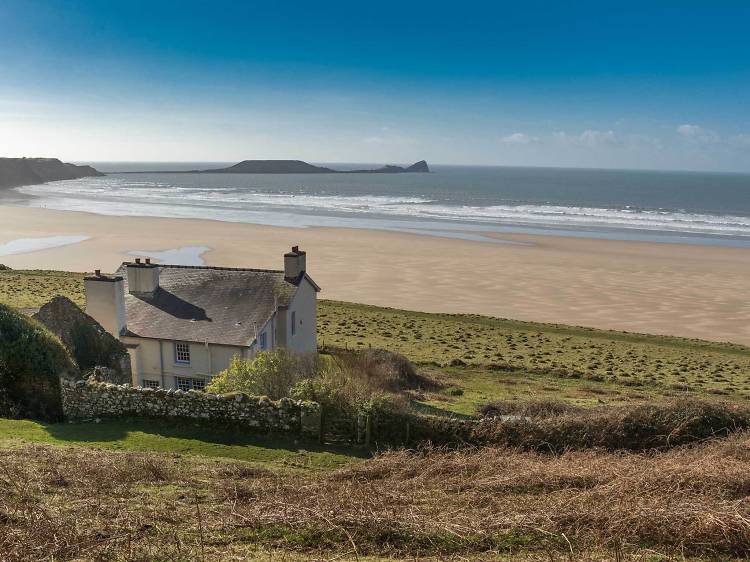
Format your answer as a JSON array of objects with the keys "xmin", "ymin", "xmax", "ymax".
[
  {"xmin": 413, "ymin": 367, "xmax": 656, "ymax": 417},
  {"xmin": 0, "ymin": 417, "xmax": 362, "ymax": 470},
  {"xmin": 0, "ymin": 268, "xmax": 84, "ymax": 309}
]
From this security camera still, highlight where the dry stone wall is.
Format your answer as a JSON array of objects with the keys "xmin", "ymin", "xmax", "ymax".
[{"xmin": 61, "ymin": 379, "xmax": 321, "ymax": 438}]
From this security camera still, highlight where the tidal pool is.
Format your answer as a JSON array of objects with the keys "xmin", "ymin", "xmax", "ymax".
[
  {"xmin": 127, "ymin": 245, "xmax": 210, "ymax": 266},
  {"xmin": 0, "ymin": 235, "xmax": 90, "ymax": 257}
]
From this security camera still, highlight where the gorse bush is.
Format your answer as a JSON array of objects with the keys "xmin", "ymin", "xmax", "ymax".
[
  {"xmin": 0, "ymin": 303, "xmax": 77, "ymax": 420},
  {"xmin": 472, "ymin": 399, "xmax": 750, "ymax": 452},
  {"xmin": 206, "ymin": 349, "xmax": 317, "ymax": 400}
]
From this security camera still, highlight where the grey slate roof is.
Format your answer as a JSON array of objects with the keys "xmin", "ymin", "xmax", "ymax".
[{"xmin": 115, "ymin": 263, "xmax": 302, "ymax": 346}]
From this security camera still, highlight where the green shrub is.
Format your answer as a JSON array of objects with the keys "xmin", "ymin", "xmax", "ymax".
[
  {"xmin": 70, "ymin": 320, "xmax": 127, "ymax": 372},
  {"xmin": 0, "ymin": 303, "xmax": 77, "ymax": 420},
  {"xmin": 207, "ymin": 349, "xmax": 317, "ymax": 400},
  {"xmin": 290, "ymin": 361, "xmax": 371, "ymax": 417}
]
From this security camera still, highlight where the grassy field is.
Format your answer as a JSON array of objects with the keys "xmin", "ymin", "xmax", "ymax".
[
  {"xmin": 2, "ymin": 267, "xmax": 750, "ymax": 415},
  {"xmin": 0, "ymin": 268, "xmax": 84, "ymax": 309},
  {"xmin": 320, "ymin": 300, "xmax": 750, "ymax": 412}
]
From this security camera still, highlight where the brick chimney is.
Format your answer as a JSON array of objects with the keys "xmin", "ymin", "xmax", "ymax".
[
  {"xmin": 284, "ymin": 246, "xmax": 306, "ymax": 280},
  {"xmin": 126, "ymin": 259, "xmax": 160, "ymax": 296}
]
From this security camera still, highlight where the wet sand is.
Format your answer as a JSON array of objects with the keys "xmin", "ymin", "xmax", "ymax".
[{"xmin": 1, "ymin": 205, "xmax": 749, "ymax": 345}]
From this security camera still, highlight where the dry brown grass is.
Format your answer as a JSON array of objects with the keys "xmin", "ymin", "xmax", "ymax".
[{"xmin": 4, "ymin": 436, "xmax": 750, "ymax": 560}]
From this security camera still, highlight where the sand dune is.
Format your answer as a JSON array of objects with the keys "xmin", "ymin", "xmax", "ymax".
[{"xmin": 1, "ymin": 205, "xmax": 748, "ymax": 345}]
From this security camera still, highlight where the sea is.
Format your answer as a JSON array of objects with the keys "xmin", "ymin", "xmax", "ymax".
[{"xmin": 13, "ymin": 162, "xmax": 750, "ymax": 248}]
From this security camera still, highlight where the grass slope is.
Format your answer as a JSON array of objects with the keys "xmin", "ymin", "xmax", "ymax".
[
  {"xmin": 0, "ymin": 268, "xmax": 84, "ymax": 309},
  {"xmin": 320, "ymin": 300, "xmax": 750, "ymax": 409}
]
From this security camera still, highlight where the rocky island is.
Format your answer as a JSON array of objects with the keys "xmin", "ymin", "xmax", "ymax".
[
  {"xmin": 0, "ymin": 157, "xmax": 103, "ymax": 189},
  {"xmin": 132, "ymin": 159, "xmax": 430, "ymax": 174}
]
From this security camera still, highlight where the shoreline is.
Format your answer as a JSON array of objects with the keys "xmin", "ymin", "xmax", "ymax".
[{"xmin": 1, "ymin": 204, "xmax": 749, "ymax": 346}]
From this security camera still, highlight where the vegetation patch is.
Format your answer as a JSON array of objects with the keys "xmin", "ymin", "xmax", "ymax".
[
  {"xmin": 4, "ymin": 436, "xmax": 750, "ymax": 560},
  {"xmin": 0, "ymin": 303, "xmax": 77, "ymax": 420}
]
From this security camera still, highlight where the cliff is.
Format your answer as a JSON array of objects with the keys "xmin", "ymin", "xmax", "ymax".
[{"xmin": 0, "ymin": 157, "xmax": 104, "ymax": 189}]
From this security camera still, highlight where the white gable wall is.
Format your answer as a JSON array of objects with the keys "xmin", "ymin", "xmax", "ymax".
[{"xmin": 283, "ymin": 277, "xmax": 317, "ymax": 353}]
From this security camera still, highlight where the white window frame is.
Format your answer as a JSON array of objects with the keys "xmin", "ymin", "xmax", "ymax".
[
  {"xmin": 142, "ymin": 379, "xmax": 160, "ymax": 389},
  {"xmin": 174, "ymin": 341, "xmax": 191, "ymax": 364},
  {"xmin": 175, "ymin": 376, "xmax": 207, "ymax": 391}
]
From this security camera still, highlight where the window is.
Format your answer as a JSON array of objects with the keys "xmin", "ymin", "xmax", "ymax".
[
  {"xmin": 142, "ymin": 379, "xmax": 160, "ymax": 389},
  {"xmin": 174, "ymin": 342, "xmax": 190, "ymax": 364},
  {"xmin": 175, "ymin": 376, "xmax": 207, "ymax": 391},
  {"xmin": 259, "ymin": 331, "xmax": 267, "ymax": 350},
  {"xmin": 291, "ymin": 311, "xmax": 296, "ymax": 336}
]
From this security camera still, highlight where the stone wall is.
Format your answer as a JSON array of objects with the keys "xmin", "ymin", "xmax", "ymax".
[{"xmin": 61, "ymin": 379, "xmax": 321, "ymax": 438}]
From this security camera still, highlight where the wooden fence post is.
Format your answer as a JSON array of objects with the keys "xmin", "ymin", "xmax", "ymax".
[{"xmin": 318, "ymin": 405, "xmax": 324, "ymax": 443}]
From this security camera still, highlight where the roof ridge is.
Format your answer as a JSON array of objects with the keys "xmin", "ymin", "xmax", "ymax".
[{"xmin": 120, "ymin": 262, "xmax": 284, "ymax": 273}]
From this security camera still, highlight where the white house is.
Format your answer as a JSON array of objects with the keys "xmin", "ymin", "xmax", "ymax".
[{"xmin": 84, "ymin": 246, "xmax": 320, "ymax": 390}]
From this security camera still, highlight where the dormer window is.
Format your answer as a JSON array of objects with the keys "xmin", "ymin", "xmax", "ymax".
[{"xmin": 174, "ymin": 342, "xmax": 190, "ymax": 364}]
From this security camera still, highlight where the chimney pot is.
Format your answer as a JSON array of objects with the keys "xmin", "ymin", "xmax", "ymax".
[
  {"xmin": 135, "ymin": 258, "xmax": 141, "ymax": 264},
  {"xmin": 292, "ymin": 245, "xmax": 299, "ymax": 253},
  {"xmin": 145, "ymin": 258, "xmax": 151, "ymax": 264},
  {"xmin": 95, "ymin": 269, "xmax": 101, "ymax": 277}
]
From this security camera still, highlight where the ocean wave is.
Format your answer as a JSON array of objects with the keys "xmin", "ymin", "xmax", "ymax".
[{"xmin": 16, "ymin": 177, "xmax": 750, "ymax": 238}]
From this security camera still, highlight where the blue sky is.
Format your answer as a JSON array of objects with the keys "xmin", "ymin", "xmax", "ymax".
[{"xmin": 1, "ymin": 0, "xmax": 749, "ymax": 171}]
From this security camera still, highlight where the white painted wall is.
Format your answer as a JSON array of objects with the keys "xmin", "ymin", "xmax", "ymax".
[
  {"xmin": 123, "ymin": 336, "xmax": 246, "ymax": 389},
  {"xmin": 84, "ymin": 277, "xmax": 126, "ymax": 337},
  {"xmin": 284, "ymin": 277, "xmax": 317, "ymax": 353}
]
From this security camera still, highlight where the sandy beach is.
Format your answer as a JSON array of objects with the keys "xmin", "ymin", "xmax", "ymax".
[{"xmin": 1, "ymin": 204, "xmax": 749, "ymax": 345}]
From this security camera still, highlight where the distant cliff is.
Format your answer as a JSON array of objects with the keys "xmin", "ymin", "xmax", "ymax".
[
  {"xmin": 0, "ymin": 158, "xmax": 104, "ymax": 189},
  {"xmin": 196, "ymin": 159, "xmax": 430, "ymax": 174}
]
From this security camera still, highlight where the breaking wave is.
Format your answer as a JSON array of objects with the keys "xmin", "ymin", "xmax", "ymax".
[{"xmin": 16, "ymin": 175, "xmax": 750, "ymax": 238}]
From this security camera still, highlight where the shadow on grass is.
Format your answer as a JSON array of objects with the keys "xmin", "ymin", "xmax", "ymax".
[
  {"xmin": 411, "ymin": 401, "xmax": 475, "ymax": 420},
  {"xmin": 43, "ymin": 417, "xmax": 369, "ymax": 462}
]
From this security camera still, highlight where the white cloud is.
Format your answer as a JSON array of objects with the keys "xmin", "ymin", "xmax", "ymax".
[
  {"xmin": 728, "ymin": 134, "xmax": 750, "ymax": 149},
  {"xmin": 677, "ymin": 124, "xmax": 720, "ymax": 143},
  {"xmin": 362, "ymin": 134, "xmax": 417, "ymax": 146},
  {"xmin": 501, "ymin": 132, "xmax": 538, "ymax": 145},
  {"xmin": 552, "ymin": 129, "xmax": 619, "ymax": 148}
]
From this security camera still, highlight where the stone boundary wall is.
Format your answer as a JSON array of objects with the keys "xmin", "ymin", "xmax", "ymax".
[{"xmin": 61, "ymin": 380, "xmax": 321, "ymax": 439}]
